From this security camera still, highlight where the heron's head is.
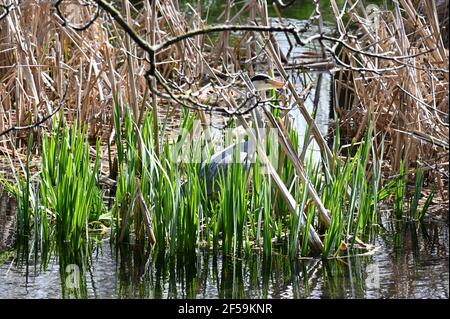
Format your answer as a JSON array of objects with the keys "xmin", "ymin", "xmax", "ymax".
[{"xmin": 251, "ymin": 74, "xmax": 286, "ymax": 91}]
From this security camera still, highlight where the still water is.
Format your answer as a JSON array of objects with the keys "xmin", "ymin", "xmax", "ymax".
[{"xmin": 0, "ymin": 218, "xmax": 447, "ymax": 299}]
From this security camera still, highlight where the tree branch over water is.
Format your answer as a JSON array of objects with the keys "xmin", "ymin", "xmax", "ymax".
[
  {"xmin": 80, "ymin": 0, "xmax": 440, "ymax": 115},
  {"xmin": 2, "ymin": 0, "xmax": 445, "ymax": 117}
]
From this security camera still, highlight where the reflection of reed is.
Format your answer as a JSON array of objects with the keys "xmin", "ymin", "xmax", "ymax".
[
  {"xmin": 58, "ymin": 244, "xmax": 89, "ymax": 299},
  {"xmin": 116, "ymin": 243, "xmax": 152, "ymax": 298},
  {"xmin": 371, "ymin": 218, "xmax": 448, "ymax": 298},
  {"xmin": 320, "ymin": 257, "xmax": 368, "ymax": 298},
  {"xmin": 4, "ymin": 230, "xmax": 443, "ymax": 298}
]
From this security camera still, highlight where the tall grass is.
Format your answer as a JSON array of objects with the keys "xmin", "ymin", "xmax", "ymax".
[
  {"xmin": 1, "ymin": 118, "xmax": 105, "ymax": 281},
  {"xmin": 331, "ymin": 0, "xmax": 448, "ymax": 216},
  {"xmin": 408, "ymin": 167, "xmax": 435, "ymax": 222},
  {"xmin": 2, "ymin": 105, "xmax": 436, "ymax": 262},
  {"xmin": 108, "ymin": 103, "xmax": 440, "ymax": 259},
  {"xmin": 0, "ymin": 134, "xmax": 39, "ymax": 263},
  {"xmin": 217, "ymin": 153, "xmax": 250, "ymax": 256},
  {"xmin": 40, "ymin": 120, "xmax": 104, "ymax": 251},
  {"xmin": 112, "ymin": 103, "xmax": 208, "ymax": 253},
  {"xmin": 0, "ymin": 0, "xmax": 445, "ymax": 263},
  {"xmin": 321, "ymin": 124, "xmax": 382, "ymax": 257}
]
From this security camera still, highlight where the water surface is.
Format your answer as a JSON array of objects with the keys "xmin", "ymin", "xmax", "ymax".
[{"xmin": 0, "ymin": 219, "xmax": 447, "ymax": 299}]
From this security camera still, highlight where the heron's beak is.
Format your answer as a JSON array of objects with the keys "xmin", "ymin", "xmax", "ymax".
[{"xmin": 268, "ymin": 79, "xmax": 286, "ymax": 88}]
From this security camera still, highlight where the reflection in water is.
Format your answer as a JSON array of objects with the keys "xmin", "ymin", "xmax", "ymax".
[{"xmin": 0, "ymin": 219, "xmax": 447, "ymax": 298}]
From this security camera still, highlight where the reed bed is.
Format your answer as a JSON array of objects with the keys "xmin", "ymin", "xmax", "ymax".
[
  {"xmin": 0, "ymin": 0, "xmax": 448, "ymax": 262},
  {"xmin": 331, "ymin": 0, "xmax": 449, "ymax": 217}
]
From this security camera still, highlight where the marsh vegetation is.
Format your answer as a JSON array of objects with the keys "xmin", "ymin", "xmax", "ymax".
[{"xmin": 0, "ymin": 0, "xmax": 448, "ymax": 298}]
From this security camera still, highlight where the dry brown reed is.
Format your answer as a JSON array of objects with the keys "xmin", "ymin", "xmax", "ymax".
[{"xmin": 331, "ymin": 0, "xmax": 449, "ymax": 211}]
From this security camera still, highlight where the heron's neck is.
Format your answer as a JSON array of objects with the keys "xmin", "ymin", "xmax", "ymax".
[{"xmin": 255, "ymin": 90, "xmax": 266, "ymax": 128}]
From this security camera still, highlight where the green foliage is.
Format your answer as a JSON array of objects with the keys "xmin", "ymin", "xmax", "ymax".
[
  {"xmin": 1, "ymin": 106, "xmax": 434, "ymax": 261},
  {"xmin": 40, "ymin": 120, "xmax": 105, "ymax": 250}
]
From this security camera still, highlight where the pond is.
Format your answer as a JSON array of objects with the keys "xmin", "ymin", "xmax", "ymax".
[{"xmin": 0, "ymin": 1, "xmax": 448, "ymax": 300}]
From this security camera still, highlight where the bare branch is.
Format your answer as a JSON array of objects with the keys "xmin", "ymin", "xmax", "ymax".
[
  {"xmin": 0, "ymin": 1, "xmax": 19, "ymax": 20},
  {"xmin": 0, "ymin": 91, "xmax": 67, "ymax": 138},
  {"xmin": 54, "ymin": 0, "xmax": 100, "ymax": 31},
  {"xmin": 52, "ymin": 0, "xmax": 446, "ymax": 116},
  {"xmin": 154, "ymin": 24, "xmax": 308, "ymax": 52},
  {"xmin": 273, "ymin": 0, "xmax": 297, "ymax": 8}
]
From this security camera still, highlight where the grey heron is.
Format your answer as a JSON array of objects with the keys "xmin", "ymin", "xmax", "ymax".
[{"xmin": 200, "ymin": 73, "xmax": 285, "ymax": 195}]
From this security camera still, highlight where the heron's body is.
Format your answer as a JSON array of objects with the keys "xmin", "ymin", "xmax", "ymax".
[
  {"xmin": 201, "ymin": 141, "xmax": 252, "ymax": 194},
  {"xmin": 200, "ymin": 74, "xmax": 284, "ymax": 195}
]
